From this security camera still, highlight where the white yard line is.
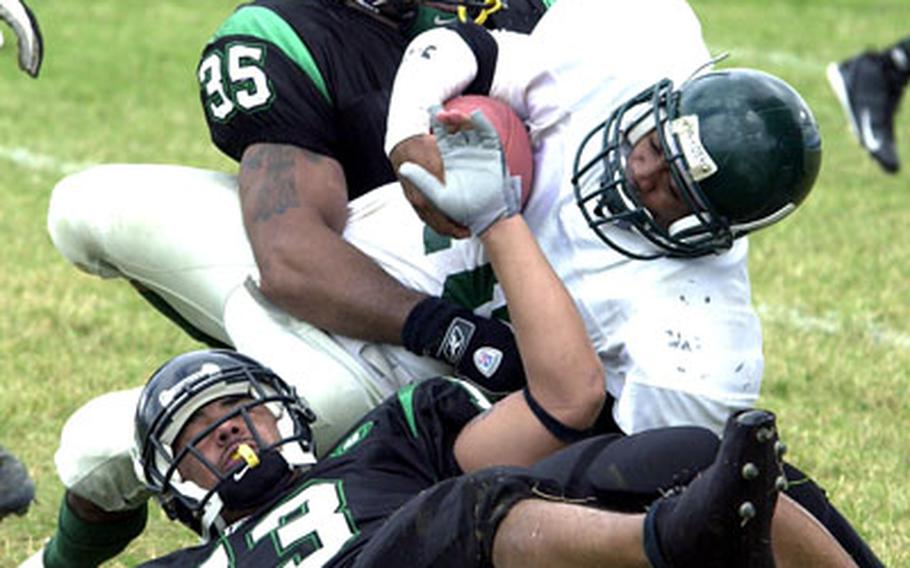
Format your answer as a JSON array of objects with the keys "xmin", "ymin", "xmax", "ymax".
[
  {"xmin": 0, "ymin": 145, "xmax": 94, "ymax": 175},
  {"xmin": 757, "ymin": 304, "xmax": 910, "ymax": 350},
  {"xmin": 714, "ymin": 46, "xmax": 824, "ymax": 72}
]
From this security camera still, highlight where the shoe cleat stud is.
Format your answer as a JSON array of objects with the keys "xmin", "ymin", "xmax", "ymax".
[
  {"xmin": 741, "ymin": 463, "xmax": 759, "ymax": 480},
  {"xmin": 755, "ymin": 427, "xmax": 775, "ymax": 443},
  {"xmin": 739, "ymin": 501, "xmax": 756, "ymax": 526},
  {"xmin": 775, "ymin": 475, "xmax": 789, "ymax": 491},
  {"xmin": 774, "ymin": 440, "xmax": 787, "ymax": 458}
]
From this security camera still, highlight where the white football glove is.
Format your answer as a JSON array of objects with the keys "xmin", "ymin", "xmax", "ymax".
[
  {"xmin": 0, "ymin": 0, "xmax": 43, "ymax": 78},
  {"xmin": 398, "ymin": 107, "xmax": 522, "ymax": 236}
]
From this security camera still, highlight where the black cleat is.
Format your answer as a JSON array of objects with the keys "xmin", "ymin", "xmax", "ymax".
[
  {"xmin": 0, "ymin": 445, "xmax": 35, "ymax": 520},
  {"xmin": 827, "ymin": 52, "xmax": 908, "ymax": 174},
  {"xmin": 643, "ymin": 409, "xmax": 785, "ymax": 568}
]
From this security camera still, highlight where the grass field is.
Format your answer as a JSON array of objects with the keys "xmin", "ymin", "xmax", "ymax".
[{"xmin": 1, "ymin": 0, "xmax": 908, "ymax": 566}]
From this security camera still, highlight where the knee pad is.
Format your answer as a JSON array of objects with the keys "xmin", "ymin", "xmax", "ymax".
[
  {"xmin": 48, "ymin": 164, "xmax": 252, "ymax": 346},
  {"xmin": 54, "ymin": 387, "xmax": 151, "ymax": 512},
  {"xmin": 47, "ymin": 166, "xmax": 125, "ymax": 278}
]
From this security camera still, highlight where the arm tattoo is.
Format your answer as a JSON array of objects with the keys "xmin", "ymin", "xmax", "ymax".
[{"xmin": 244, "ymin": 145, "xmax": 323, "ymax": 223}]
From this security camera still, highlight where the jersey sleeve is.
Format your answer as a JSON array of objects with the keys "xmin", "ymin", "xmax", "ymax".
[
  {"xmin": 384, "ymin": 26, "xmax": 480, "ymax": 154},
  {"xmin": 384, "ymin": 22, "xmax": 542, "ymax": 154},
  {"xmin": 391, "ymin": 377, "xmax": 492, "ymax": 475},
  {"xmin": 197, "ymin": 5, "xmax": 337, "ymax": 162}
]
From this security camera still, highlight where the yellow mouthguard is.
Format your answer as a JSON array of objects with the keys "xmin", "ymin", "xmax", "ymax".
[{"xmin": 232, "ymin": 443, "xmax": 260, "ymax": 468}]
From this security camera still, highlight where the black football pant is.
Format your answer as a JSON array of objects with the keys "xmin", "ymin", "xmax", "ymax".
[
  {"xmin": 353, "ymin": 425, "xmax": 883, "ymax": 567},
  {"xmin": 351, "ymin": 426, "xmax": 719, "ymax": 567}
]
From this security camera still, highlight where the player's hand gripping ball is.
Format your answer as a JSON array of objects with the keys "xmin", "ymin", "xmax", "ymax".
[
  {"xmin": 399, "ymin": 96, "xmax": 534, "ymax": 235},
  {"xmin": 442, "ymin": 95, "xmax": 534, "ymax": 209}
]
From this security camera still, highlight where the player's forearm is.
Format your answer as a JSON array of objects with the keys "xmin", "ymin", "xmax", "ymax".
[
  {"xmin": 482, "ymin": 217, "xmax": 604, "ymax": 426},
  {"xmin": 257, "ymin": 224, "xmax": 425, "ymax": 344},
  {"xmin": 239, "ymin": 143, "xmax": 425, "ymax": 344}
]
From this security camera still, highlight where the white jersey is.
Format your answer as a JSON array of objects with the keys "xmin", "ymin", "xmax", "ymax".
[{"xmin": 383, "ymin": 0, "xmax": 764, "ymax": 434}]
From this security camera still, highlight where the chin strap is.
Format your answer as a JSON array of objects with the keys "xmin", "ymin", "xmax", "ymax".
[
  {"xmin": 219, "ymin": 452, "xmax": 295, "ymax": 511},
  {"xmin": 200, "ymin": 496, "xmax": 227, "ymax": 542},
  {"xmin": 199, "ymin": 451, "xmax": 297, "ymax": 540}
]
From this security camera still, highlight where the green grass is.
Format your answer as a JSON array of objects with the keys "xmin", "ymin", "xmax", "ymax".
[{"xmin": 1, "ymin": 0, "xmax": 908, "ymax": 566}]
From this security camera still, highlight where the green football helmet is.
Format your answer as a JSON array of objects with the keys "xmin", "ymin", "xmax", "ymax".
[{"xmin": 572, "ymin": 68, "xmax": 822, "ymax": 259}]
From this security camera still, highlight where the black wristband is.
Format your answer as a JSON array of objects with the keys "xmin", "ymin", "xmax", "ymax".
[
  {"xmin": 401, "ymin": 297, "xmax": 460, "ymax": 357},
  {"xmin": 402, "ymin": 296, "xmax": 526, "ymax": 393},
  {"xmin": 523, "ymin": 386, "xmax": 589, "ymax": 444}
]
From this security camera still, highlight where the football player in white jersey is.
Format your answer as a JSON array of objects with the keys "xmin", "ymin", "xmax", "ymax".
[
  {"xmin": 378, "ymin": 5, "xmax": 889, "ymax": 566},
  {"xmin": 385, "ymin": 0, "xmax": 821, "ymax": 435},
  {"xmin": 379, "ymin": 2, "xmax": 877, "ymax": 565}
]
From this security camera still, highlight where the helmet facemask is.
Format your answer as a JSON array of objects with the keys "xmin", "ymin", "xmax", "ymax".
[
  {"xmin": 572, "ymin": 79, "xmax": 733, "ymax": 260},
  {"xmin": 350, "ymin": 0, "xmax": 503, "ymax": 26},
  {"xmin": 135, "ymin": 356, "xmax": 317, "ymax": 539},
  {"xmin": 574, "ymin": 68, "xmax": 821, "ymax": 260}
]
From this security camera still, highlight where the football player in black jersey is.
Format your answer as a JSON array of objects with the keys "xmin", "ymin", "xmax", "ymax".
[
  {"xmin": 194, "ymin": 0, "xmax": 552, "ymax": 391},
  {"xmin": 33, "ymin": 2, "xmax": 556, "ymax": 566},
  {"xmin": 131, "ymin": 112, "xmax": 854, "ymax": 567},
  {"xmin": 133, "ymin": 355, "xmax": 786, "ymax": 568}
]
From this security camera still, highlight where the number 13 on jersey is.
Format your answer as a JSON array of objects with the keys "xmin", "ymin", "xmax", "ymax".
[{"xmin": 199, "ymin": 480, "xmax": 357, "ymax": 567}]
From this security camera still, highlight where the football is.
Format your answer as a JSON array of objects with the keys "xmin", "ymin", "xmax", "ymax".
[{"xmin": 442, "ymin": 95, "xmax": 534, "ymax": 210}]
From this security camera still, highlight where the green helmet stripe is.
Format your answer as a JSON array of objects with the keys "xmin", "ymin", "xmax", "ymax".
[{"xmin": 212, "ymin": 6, "xmax": 331, "ymax": 104}]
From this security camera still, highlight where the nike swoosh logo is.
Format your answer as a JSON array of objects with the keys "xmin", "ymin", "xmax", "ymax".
[
  {"xmin": 233, "ymin": 465, "xmax": 251, "ymax": 482},
  {"xmin": 860, "ymin": 109, "xmax": 882, "ymax": 152},
  {"xmin": 434, "ymin": 15, "xmax": 457, "ymax": 25}
]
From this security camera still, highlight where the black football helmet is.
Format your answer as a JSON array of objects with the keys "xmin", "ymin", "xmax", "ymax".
[
  {"xmin": 572, "ymin": 68, "xmax": 822, "ymax": 259},
  {"xmin": 350, "ymin": 0, "xmax": 503, "ymax": 25},
  {"xmin": 133, "ymin": 349, "xmax": 316, "ymax": 537}
]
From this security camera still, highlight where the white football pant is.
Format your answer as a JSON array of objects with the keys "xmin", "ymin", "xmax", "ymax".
[{"xmin": 47, "ymin": 164, "xmax": 449, "ymax": 510}]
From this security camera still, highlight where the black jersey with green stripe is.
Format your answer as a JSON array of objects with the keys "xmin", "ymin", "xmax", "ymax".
[
  {"xmin": 140, "ymin": 377, "xmax": 490, "ymax": 567},
  {"xmin": 197, "ymin": 0, "xmax": 551, "ymax": 199},
  {"xmin": 198, "ymin": 0, "xmax": 408, "ymax": 198}
]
